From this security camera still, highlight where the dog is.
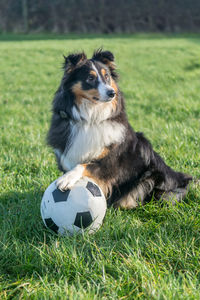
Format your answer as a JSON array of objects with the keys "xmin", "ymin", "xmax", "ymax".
[{"xmin": 47, "ymin": 49, "xmax": 192, "ymax": 209}]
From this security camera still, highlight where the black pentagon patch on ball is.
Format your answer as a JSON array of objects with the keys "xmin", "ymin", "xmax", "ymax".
[
  {"xmin": 74, "ymin": 211, "xmax": 93, "ymax": 229},
  {"xmin": 45, "ymin": 218, "xmax": 59, "ymax": 233},
  {"xmin": 86, "ymin": 181, "xmax": 102, "ymax": 197},
  {"xmin": 52, "ymin": 188, "xmax": 70, "ymax": 202}
]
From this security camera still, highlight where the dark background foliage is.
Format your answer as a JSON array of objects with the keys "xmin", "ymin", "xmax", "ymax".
[{"xmin": 1, "ymin": 0, "xmax": 200, "ymax": 33}]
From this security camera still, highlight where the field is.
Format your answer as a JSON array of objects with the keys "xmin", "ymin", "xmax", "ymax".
[{"xmin": 0, "ymin": 34, "xmax": 200, "ymax": 299}]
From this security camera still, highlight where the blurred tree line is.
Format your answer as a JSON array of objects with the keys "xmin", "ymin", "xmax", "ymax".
[{"xmin": 0, "ymin": 0, "xmax": 200, "ymax": 33}]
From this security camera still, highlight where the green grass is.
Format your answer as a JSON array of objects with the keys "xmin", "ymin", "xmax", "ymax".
[{"xmin": 0, "ymin": 34, "xmax": 200, "ymax": 299}]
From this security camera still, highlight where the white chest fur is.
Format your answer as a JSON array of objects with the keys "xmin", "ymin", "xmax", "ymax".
[{"xmin": 60, "ymin": 120, "xmax": 125, "ymax": 171}]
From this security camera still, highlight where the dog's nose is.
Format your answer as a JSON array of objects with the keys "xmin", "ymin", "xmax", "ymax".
[{"xmin": 107, "ymin": 89, "xmax": 115, "ymax": 98}]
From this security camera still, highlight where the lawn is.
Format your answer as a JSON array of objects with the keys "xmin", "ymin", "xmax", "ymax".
[{"xmin": 0, "ymin": 34, "xmax": 200, "ymax": 299}]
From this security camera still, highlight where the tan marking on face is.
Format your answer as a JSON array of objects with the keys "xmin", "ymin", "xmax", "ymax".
[
  {"xmin": 110, "ymin": 78, "xmax": 118, "ymax": 110},
  {"xmin": 72, "ymin": 81, "xmax": 100, "ymax": 105},
  {"xmin": 90, "ymin": 70, "xmax": 97, "ymax": 77},
  {"xmin": 84, "ymin": 89, "xmax": 100, "ymax": 103},
  {"xmin": 71, "ymin": 82, "xmax": 84, "ymax": 105},
  {"xmin": 110, "ymin": 78, "xmax": 118, "ymax": 95},
  {"xmin": 101, "ymin": 68, "xmax": 107, "ymax": 77}
]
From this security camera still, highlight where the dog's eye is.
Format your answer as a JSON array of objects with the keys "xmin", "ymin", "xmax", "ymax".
[
  {"xmin": 88, "ymin": 74, "xmax": 95, "ymax": 81},
  {"xmin": 105, "ymin": 73, "xmax": 109, "ymax": 81}
]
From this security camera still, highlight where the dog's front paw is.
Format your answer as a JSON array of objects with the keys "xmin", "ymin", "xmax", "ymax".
[
  {"xmin": 56, "ymin": 165, "xmax": 84, "ymax": 192},
  {"xmin": 56, "ymin": 171, "xmax": 79, "ymax": 191}
]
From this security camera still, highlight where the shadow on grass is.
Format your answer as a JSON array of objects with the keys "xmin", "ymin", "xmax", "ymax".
[
  {"xmin": 0, "ymin": 185, "xmax": 198, "ymax": 283},
  {"xmin": 0, "ymin": 188, "xmax": 45, "ymax": 239},
  {"xmin": 184, "ymin": 60, "xmax": 200, "ymax": 71},
  {"xmin": 0, "ymin": 185, "xmax": 197, "ymax": 244}
]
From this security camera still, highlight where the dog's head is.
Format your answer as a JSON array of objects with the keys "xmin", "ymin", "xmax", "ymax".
[
  {"xmin": 63, "ymin": 49, "xmax": 118, "ymax": 104},
  {"xmin": 53, "ymin": 49, "xmax": 120, "ymax": 122}
]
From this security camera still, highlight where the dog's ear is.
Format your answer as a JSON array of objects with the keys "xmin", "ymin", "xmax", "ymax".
[
  {"xmin": 63, "ymin": 52, "xmax": 87, "ymax": 73},
  {"xmin": 92, "ymin": 49, "xmax": 118, "ymax": 79}
]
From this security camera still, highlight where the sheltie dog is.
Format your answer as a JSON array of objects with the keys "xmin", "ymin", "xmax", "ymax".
[{"xmin": 47, "ymin": 49, "xmax": 192, "ymax": 209}]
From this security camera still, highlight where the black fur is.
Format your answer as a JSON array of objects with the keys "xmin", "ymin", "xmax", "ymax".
[
  {"xmin": 63, "ymin": 52, "xmax": 87, "ymax": 72},
  {"xmin": 47, "ymin": 50, "xmax": 192, "ymax": 208}
]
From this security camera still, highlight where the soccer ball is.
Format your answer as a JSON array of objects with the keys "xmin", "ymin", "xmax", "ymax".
[{"xmin": 40, "ymin": 177, "xmax": 107, "ymax": 235}]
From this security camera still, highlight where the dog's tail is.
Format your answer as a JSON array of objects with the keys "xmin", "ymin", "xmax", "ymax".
[
  {"xmin": 154, "ymin": 186, "xmax": 190, "ymax": 205},
  {"xmin": 152, "ymin": 151, "xmax": 193, "ymax": 203}
]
